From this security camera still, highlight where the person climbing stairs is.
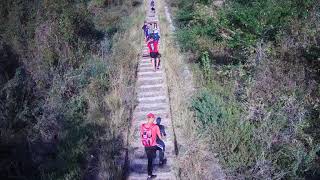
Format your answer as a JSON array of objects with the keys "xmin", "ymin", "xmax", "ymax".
[{"xmin": 127, "ymin": 0, "xmax": 176, "ymax": 179}]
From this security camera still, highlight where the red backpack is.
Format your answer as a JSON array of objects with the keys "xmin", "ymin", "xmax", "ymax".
[{"xmin": 141, "ymin": 124, "xmax": 155, "ymax": 147}]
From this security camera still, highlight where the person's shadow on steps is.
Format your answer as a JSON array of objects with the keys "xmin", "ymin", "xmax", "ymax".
[{"xmin": 156, "ymin": 117, "xmax": 167, "ymax": 166}]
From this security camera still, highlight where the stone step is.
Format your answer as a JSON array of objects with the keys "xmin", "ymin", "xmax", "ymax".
[
  {"xmin": 140, "ymin": 61, "xmax": 154, "ymax": 66},
  {"xmin": 138, "ymin": 66, "xmax": 159, "ymax": 71},
  {"xmin": 137, "ymin": 79, "xmax": 164, "ymax": 86},
  {"xmin": 139, "ymin": 65, "xmax": 158, "ymax": 70},
  {"xmin": 136, "ymin": 100, "xmax": 168, "ymax": 107},
  {"xmin": 138, "ymin": 69, "xmax": 163, "ymax": 76},
  {"xmin": 137, "ymin": 101, "xmax": 168, "ymax": 108},
  {"xmin": 140, "ymin": 60, "xmax": 160, "ymax": 66},
  {"xmin": 137, "ymin": 88, "xmax": 167, "ymax": 95},
  {"xmin": 138, "ymin": 73, "xmax": 163, "ymax": 79},
  {"xmin": 141, "ymin": 56, "xmax": 151, "ymax": 60},
  {"xmin": 130, "ymin": 159, "xmax": 173, "ymax": 170},
  {"xmin": 138, "ymin": 98, "xmax": 167, "ymax": 105},
  {"xmin": 134, "ymin": 108, "xmax": 168, "ymax": 115},
  {"xmin": 140, "ymin": 57, "xmax": 154, "ymax": 62},
  {"xmin": 140, "ymin": 57, "xmax": 152, "ymax": 61},
  {"xmin": 142, "ymin": 54, "xmax": 149, "ymax": 58},
  {"xmin": 137, "ymin": 83, "xmax": 164, "ymax": 89},
  {"xmin": 139, "ymin": 64, "xmax": 154, "ymax": 69},
  {"xmin": 138, "ymin": 67, "xmax": 157, "ymax": 72},
  {"xmin": 137, "ymin": 88, "xmax": 165, "ymax": 95},
  {"xmin": 138, "ymin": 95, "xmax": 167, "ymax": 102},
  {"xmin": 139, "ymin": 84, "xmax": 163, "ymax": 89},
  {"xmin": 133, "ymin": 111, "xmax": 169, "ymax": 121},
  {"xmin": 138, "ymin": 91, "xmax": 166, "ymax": 102},
  {"xmin": 135, "ymin": 105, "xmax": 169, "ymax": 113},
  {"xmin": 128, "ymin": 171, "xmax": 176, "ymax": 180},
  {"xmin": 138, "ymin": 76, "xmax": 163, "ymax": 82},
  {"xmin": 140, "ymin": 62, "xmax": 155, "ymax": 68}
]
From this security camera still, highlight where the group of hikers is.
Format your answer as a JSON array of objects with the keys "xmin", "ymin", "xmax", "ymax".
[
  {"xmin": 142, "ymin": 21, "xmax": 161, "ymax": 72},
  {"xmin": 140, "ymin": 3, "xmax": 167, "ymax": 179},
  {"xmin": 139, "ymin": 1, "xmax": 168, "ymax": 179}
]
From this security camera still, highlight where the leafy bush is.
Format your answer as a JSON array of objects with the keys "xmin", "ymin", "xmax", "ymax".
[
  {"xmin": 191, "ymin": 90, "xmax": 224, "ymax": 127},
  {"xmin": 200, "ymin": 51, "xmax": 211, "ymax": 82}
]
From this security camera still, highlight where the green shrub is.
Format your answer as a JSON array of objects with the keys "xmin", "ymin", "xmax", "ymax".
[
  {"xmin": 175, "ymin": 28, "xmax": 199, "ymax": 51},
  {"xmin": 191, "ymin": 90, "xmax": 223, "ymax": 127},
  {"xmin": 191, "ymin": 89, "xmax": 257, "ymax": 170},
  {"xmin": 200, "ymin": 51, "xmax": 211, "ymax": 82}
]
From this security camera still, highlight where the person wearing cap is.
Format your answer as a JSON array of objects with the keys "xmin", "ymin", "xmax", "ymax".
[
  {"xmin": 147, "ymin": 36, "xmax": 160, "ymax": 71},
  {"xmin": 140, "ymin": 113, "xmax": 163, "ymax": 179}
]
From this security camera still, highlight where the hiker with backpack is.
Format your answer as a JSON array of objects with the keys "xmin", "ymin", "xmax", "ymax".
[
  {"xmin": 153, "ymin": 28, "xmax": 160, "ymax": 42},
  {"xmin": 147, "ymin": 36, "xmax": 160, "ymax": 71},
  {"xmin": 142, "ymin": 21, "xmax": 149, "ymax": 41},
  {"xmin": 151, "ymin": 28, "xmax": 161, "ymax": 68},
  {"xmin": 156, "ymin": 117, "xmax": 167, "ymax": 166},
  {"xmin": 141, "ymin": 113, "xmax": 164, "ymax": 179}
]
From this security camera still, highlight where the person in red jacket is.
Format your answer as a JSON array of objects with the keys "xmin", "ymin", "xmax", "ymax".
[
  {"xmin": 141, "ymin": 113, "xmax": 163, "ymax": 179},
  {"xmin": 147, "ymin": 36, "xmax": 160, "ymax": 71}
]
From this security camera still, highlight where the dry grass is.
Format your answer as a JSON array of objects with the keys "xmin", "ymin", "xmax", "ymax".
[
  {"xmin": 0, "ymin": 0, "xmax": 145, "ymax": 179},
  {"xmin": 83, "ymin": 3, "xmax": 145, "ymax": 179},
  {"xmin": 157, "ymin": 1, "xmax": 225, "ymax": 179}
]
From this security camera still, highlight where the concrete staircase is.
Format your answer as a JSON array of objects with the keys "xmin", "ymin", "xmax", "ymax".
[{"xmin": 127, "ymin": 1, "xmax": 176, "ymax": 180}]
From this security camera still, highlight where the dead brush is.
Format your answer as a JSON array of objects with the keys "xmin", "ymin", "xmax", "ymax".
[{"xmin": 84, "ymin": 3, "xmax": 144, "ymax": 179}]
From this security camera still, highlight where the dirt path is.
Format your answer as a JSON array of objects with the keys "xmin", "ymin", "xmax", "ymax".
[{"xmin": 127, "ymin": 1, "xmax": 177, "ymax": 180}]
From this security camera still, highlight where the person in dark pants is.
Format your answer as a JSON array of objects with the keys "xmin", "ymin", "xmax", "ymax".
[
  {"xmin": 151, "ymin": 0, "xmax": 155, "ymax": 13},
  {"xmin": 141, "ymin": 113, "xmax": 163, "ymax": 179},
  {"xmin": 145, "ymin": 146, "xmax": 157, "ymax": 178},
  {"xmin": 156, "ymin": 117, "xmax": 167, "ymax": 165},
  {"xmin": 147, "ymin": 36, "xmax": 160, "ymax": 71}
]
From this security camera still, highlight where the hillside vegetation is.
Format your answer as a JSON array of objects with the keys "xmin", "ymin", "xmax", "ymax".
[
  {"xmin": 0, "ymin": 0, "xmax": 143, "ymax": 179},
  {"xmin": 170, "ymin": 0, "xmax": 320, "ymax": 179}
]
